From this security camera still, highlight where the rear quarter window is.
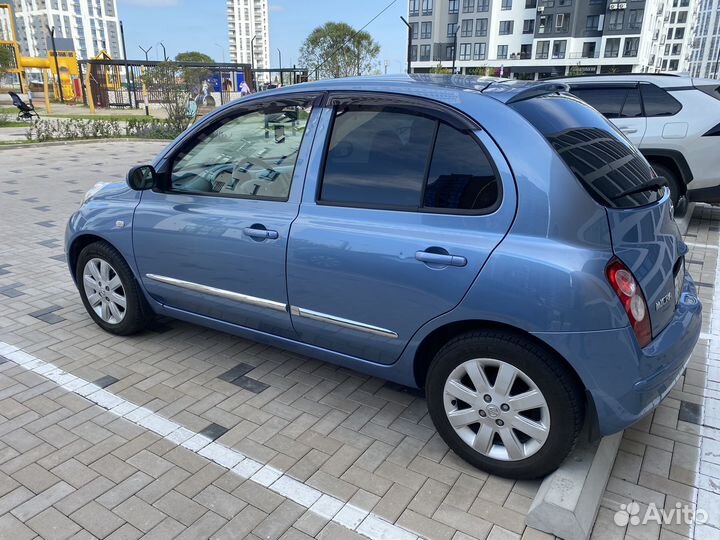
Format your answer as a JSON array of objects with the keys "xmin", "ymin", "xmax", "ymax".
[
  {"xmin": 511, "ymin": 94, "xmax": 660, "ymax": 209},
  {"xmin": 640, "ymin": 84, "xmax": 682, "ymax": 117}
]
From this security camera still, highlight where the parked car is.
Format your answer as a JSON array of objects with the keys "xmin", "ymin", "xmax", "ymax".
[
  {"xmin": 66, "ymin": 75, "xmax": 702, "ymax": 479},
  {"xmin": 552, "ymin": 73, "xmax": 720, "ymax": 208}
]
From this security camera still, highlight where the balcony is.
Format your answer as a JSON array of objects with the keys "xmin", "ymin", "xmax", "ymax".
[{"xmin": 568, "ymin": 51, "xmax": 600, "ymax": 59}]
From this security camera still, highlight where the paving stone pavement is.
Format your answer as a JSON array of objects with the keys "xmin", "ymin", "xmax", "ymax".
[{"xmin": 0, "ymin": 141, "xmax": 718, "ymax": 540}]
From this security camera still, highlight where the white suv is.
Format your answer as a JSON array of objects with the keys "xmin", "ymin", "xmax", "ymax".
[{"xmin": 553, "ymin": 74, "xmax": 720, "ymax": 207}]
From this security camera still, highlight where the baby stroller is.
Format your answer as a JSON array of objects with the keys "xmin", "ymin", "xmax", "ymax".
[{"xmin": 9, "ymin": 92, "xmax": 40, "ymax": 121}]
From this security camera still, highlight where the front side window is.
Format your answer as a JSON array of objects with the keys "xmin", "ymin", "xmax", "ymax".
[
  {"xmin": 169, "ymin": 98, "xmax": 314, "ymax": 200},
  {"xmin": 570, "ymin": 86, "xmax": 629, "ymax": 118},
  {"xmin": 319, "ymin": 103, "xmax": 500, "ymax": 212}
]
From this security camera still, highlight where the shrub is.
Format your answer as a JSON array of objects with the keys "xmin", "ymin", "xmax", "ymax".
[{"xmin": 25, "ymin": 117, "xmax": 183, "ymax": 142}]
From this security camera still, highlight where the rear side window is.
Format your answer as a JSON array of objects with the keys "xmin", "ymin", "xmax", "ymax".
[
  {"xmin": 640, "ymin": 84, "xmax": 682, "ymax": 117},
  {"xmin": 569, "ymin": 86, "xmax": 642, "ymax": 118},
  {"xmin": 319, "ymin": 104, "xmax": 500, "ymax": 212},
  {"xmin": 511, "ymin": 94, "xmax": 660, "ymax": 209}
]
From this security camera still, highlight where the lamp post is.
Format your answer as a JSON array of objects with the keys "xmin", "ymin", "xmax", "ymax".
[
  {"xmin": 250, "ymin": 35, "xmax": 257, "ymax": 90},
  {"xmin": 400, "ymin": 16, "xmax": 412, "ymax": 74},
  {"xmin": 451, "ymin": 25, "xmax": 459, "ymax": 75},
  {"xmin": 277, "ymin": 48, "xmax": 282, "ymax": 86},
  {"xmin": 119, "ymin": 21, "xmax": 134, "ymax": 107},
  {"xmin": 139, "ymin": 45, "xmax": 152, "ymax": 62},
  {"xmin": 158, "ymin": 41, "xmax": 167, "ymax": 61},
  {"xmin": 47, "ymin": 25, "xmax": 64, "ymax": 103}
]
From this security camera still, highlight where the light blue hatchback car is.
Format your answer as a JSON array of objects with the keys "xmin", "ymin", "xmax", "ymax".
[{"xmin": 66, "ymin": 75, "xmax": 702, "ymax": 478}]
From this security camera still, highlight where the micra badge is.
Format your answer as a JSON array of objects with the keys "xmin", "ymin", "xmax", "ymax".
[{"xmin": 655, "ymin": 292, "xmax": 672, "ymax": 311}]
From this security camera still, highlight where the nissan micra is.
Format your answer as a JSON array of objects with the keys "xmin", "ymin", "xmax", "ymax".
[{"xmin": 66, "ymin": 75, "xmax": 702, "ymax": 478}]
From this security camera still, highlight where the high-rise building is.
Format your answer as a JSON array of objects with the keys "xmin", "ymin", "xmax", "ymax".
[
  {"xmin": 689, "ymin": 0, "xmax": 720, "ymax": 77},
  {"xmin": 407, "ymin": 0, "xmax": 697, "ymax": 79},
  {"xmin": 8, "ymin": 0, "xmax": 121, "ymax": 60},
  {"xmin": 228, "ymin": 0, "xmax": 269, "ymax": 74}
]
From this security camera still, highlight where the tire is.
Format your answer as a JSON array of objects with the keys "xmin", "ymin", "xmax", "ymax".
[
  {"xmin": 426, "ymin": 330, "xmax": 584, "ymax": 479},
  {"xmin": 650, "ymin": 162, "xmax": 681, "ymax": 208},
  {"xmin": 76, "ymin": 241, "xmax": 152, "ymax": 335}
]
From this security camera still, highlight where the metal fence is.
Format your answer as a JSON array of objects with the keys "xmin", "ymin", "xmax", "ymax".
[{"xmin": 78, "ymin": 59, "xmax": 309, "ymax": 110}]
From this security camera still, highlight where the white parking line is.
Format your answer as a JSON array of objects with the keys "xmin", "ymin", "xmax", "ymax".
[{"xmin": 0, "ymin": 341, "xmax": 421, "ymax": 540}]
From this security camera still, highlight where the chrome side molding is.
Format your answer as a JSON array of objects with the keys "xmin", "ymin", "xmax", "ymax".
[
  {"xmin": 290, "ymin": 306, "xmax": 398, "ymax": 339},
  {"xmin": 145, "ymin": 274, "xmax": 287, "ymax": 312},
  {"xmin": 145, "ymin": 274, "xmax": 398, "ymax": 339}
]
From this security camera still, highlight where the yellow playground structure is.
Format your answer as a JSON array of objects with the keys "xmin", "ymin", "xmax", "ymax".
[{"xmin": 0, "ymin": 2, "xmax": 80, "ymax": 100}]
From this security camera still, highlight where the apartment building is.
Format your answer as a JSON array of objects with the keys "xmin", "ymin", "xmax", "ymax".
[
  {"xmin": 8, "ymin": 0, "xmax": 121, "ymax": 60},
  {"xmin": 228, "ymin": 0, "xmax": 269, "ymax": 75},
  {"xmin": 689, "ymin": 0, "xmax": 720, "ymax": 77},
  {"xmin": 408, "ymin": 0, "xmax": 696, "ymax": 79}
]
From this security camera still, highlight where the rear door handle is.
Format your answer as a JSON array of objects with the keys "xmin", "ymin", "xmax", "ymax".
[
  {"xmin": 619, "ymin": 126, "xmax": 638, "ymax": 134},
  {"xmin": 415, "ymin": 251, "xmax": 467, "ymax": 267},
  {"xmin": 243, "ymin": 227, "xmax": 278, "ymax": 240}
]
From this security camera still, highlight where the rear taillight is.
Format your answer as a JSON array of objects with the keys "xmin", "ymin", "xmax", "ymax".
[{"xmin": 606, "ymin": 258, "xmax": 652, "ymax": 347}]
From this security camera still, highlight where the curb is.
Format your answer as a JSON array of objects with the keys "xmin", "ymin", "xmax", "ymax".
[{"xmin": 526, "ymin": 431, "xmax": 622, "ymax": 540}]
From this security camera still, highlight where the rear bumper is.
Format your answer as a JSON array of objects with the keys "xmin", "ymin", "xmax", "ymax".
[{"xmin": 533, "ymin": 272, "xmax": 702, "ymax": 436}]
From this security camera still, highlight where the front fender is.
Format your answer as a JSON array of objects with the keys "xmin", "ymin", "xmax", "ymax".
[{"xmin": 65, "ymin": 190, "xmax": 141, "ymax": 283}]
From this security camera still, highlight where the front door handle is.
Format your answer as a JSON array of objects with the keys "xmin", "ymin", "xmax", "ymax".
[
  {"xmin": 415, "ymin": 250, "xmax": 467, "ymax": 268},
  {"xmin": 243, "ymin": 227, "xmax": 279, "ymax": 240}
]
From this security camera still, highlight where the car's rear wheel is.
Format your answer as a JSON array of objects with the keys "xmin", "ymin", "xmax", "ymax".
[
  {"xmin": 426, "ymin": 330, "xmax": 584, "ymax": 479},
  {"xmin": 76, "ymin": 241, "xmax": 152, "ymax": 335},
  {"xmin": 650, "ymin": 162, "xmax": 681, "ymax": 208}
]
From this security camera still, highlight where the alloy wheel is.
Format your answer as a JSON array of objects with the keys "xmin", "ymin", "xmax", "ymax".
[
  {"xmin": 82, "ymin": 257, "xmax": 126, "ymax": 324},
  {"xmin": 443, "ymin": 358, "xmax": 550, "ymax": 461}
]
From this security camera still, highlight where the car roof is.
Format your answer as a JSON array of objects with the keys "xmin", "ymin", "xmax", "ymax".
[
  {"xmin": 258, "ymin": 74, "xmax": 569, "ymax": 104},
  {"xmin": 550, "ymin": 73, "xmax": 697, "ymax": 88}
]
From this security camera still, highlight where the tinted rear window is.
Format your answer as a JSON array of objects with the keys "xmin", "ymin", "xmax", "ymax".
[
  {"xmin": 640, "ymin": 84, "xmax": 682, "ymax": 117},
  {"xmin": 511, "ymin": 94, "xmax": 660, "ymax": 209}
]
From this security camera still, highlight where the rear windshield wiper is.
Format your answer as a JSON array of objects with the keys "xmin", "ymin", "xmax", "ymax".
[{"xmin": 611, "ymin": 177, "xmax": 668, "ymax": 200}]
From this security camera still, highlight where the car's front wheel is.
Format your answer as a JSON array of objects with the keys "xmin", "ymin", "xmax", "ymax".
[
  {"xmin": 426, "ymin": 330, "xmax": 584, "ymax": 479},
  {"xmin": 76, "ymin": 241, "xmax": 152, "ymax": 335}
]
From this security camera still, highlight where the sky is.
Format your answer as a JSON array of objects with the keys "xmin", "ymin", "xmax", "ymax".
[{"xmin": 117, "ymin": 0, "xmax": 408, "ymax": 73}]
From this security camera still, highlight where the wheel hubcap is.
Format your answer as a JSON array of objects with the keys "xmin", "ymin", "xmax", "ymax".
[
  {"xmin": 82, "ymin": 258, "xmax": 126, "ymax": 324},
  {"xmin": 443, "ymin": 358, "xmax": 550, "ymax": 461}
]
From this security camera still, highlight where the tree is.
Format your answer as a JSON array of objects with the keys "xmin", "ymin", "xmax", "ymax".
[
  {"xmin": 299, "ymin": 22, "xmax": 380, "ymax": 80},
  {"xmin": 0, "ymin": 45, "xmax": 15, "ymax": 74},
  {"xmin": 174, "ymin": 51, "xmax": 215, "ymax": 94},
  {"xmin": 142, "ymin": 61, "xmax": 188, "ymax": 136}
]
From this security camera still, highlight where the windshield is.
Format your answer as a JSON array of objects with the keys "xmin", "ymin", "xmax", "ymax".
[{"xmin": 511, "ymin": 93, "xmax": 661, "ymax": 209}]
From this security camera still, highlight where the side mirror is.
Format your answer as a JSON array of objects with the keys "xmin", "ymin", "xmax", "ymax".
[{"xmin": 126, "ymin": 165, "xmax": 157, "ymax": 191}]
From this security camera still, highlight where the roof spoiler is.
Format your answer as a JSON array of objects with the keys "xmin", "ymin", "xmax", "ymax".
[{"xmin": 503, "ymin": 82, "xmax": 570, "ymax": 104}]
